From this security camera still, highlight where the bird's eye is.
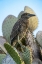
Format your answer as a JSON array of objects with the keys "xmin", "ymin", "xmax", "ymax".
[
  {"xmin": 25, "ymin": 13, "xmax": 28, "ymax": 16},
  {"xmin": 26, "ymin": 14, "xmax": 27, "ymax": 15}
]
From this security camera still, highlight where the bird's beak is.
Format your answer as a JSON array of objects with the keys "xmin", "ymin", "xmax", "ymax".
[{"xmin": 28, "ymin": 13, "xmax": 36, "ymax": 18}]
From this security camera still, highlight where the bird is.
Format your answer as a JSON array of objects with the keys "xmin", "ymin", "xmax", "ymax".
[{"xmin": 10, "ymin": 13, "xmax": 35, "ymax": 46}]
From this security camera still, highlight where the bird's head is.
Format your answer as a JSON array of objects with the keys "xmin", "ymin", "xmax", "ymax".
[{"xmin": 21, "ymin": 13, "xmax": 36, "ymax": 19}]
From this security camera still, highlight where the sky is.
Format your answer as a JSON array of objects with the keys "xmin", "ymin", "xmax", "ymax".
[{"xmin": 0, "ymin": 0, "xmax": 42, "ymax": 36}]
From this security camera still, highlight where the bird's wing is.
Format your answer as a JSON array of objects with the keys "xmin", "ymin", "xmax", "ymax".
[{"xmin": 10, "ymin": 20, "xmax": 20, "ymax": 41}]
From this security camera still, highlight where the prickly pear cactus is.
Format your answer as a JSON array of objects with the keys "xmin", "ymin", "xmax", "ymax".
[
  {"xmin": 24, "ymin": 6, "xmax": 38, "ymax": 32},
  {"xmin": 0, "ymin": 36, "xmax": 7, "ymax": 53},
  {"xmin": 24, "ymin": 6, "xmax": 35, "ymax": 14},
  {"xmin": 36, "ymin": 31, "xmax": 42, "ymax": 47},
  {"xmin": 4, "ymin": 43, "xmax": 25, "ymax": 64},
  {"xmin": 22, "ymin": 46, "xmax": 32, "ymax": 64},
  {"xmin": 2, "ymin": 15, "xmax": 17, "ymax": 43},
  {"xmin": 28, "ymin": 16, "xmax": 38, "ymax": 32},
  {"xmin": 17, "ymin": 41, "xmax": 32, "ymax": 64}
]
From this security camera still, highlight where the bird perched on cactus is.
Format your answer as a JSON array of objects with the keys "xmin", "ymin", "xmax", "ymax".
[
  {"xmin": 10, "ymin": 13, "xmax": 35, "ymax": 46},
  {"xmin": 24, "ymin": 6, "xmax": 38, "ymax": 32}
]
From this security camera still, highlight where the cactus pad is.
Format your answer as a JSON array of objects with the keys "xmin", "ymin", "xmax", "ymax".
[
  {"xmin": 2, "ymin": 15, "xmax": 17, "ymax": 43},
  {"xmin": 28, "ymin": 16, "xmax": 38, "ymax": 32},
  {"xmin": 18, "ymin": 11, "xmax": 24, "ymax": 19},
  {"xmin": 24, "ymin": 6, "xmax": 38, "ymax": 32},
  {"xmin": 4, "ymin": 43, "xmax": 25, "ymax": 64},
  {"xmin": 22, "ymin": 46, "xmax": 32, "ymax": 64},
  {"xmin": 0, "ymin": 36, "xmax": 7, "ymax": 53},
  {"xmin": 24, "ymin": 6, "xmax": 35, "ymax": 14},
  {"xmin": 36, "ymin": 31, "xmax": 42, "ymax": 47}
]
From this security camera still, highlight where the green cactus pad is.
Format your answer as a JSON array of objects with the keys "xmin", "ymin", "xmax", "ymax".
[
  {"xmin": 22, "ymin": 46, "xmax": 32, "ymax": 64},
  {"xmin": 36, "ymin": 31, "xmax": 42, "ymax": 47},
  {"xmin": 2, "ymin": 15, "xmax": 17, "ymax": 43},
  {"xmin": 18, "ymin": 41, "xmax": 32, "ymax": 64},
  {"xmin": 4, "ymin": 43, "xmax": 25, "ymax": 64}
]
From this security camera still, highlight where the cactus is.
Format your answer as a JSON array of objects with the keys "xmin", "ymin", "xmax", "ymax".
[
  {"xmin": 0, "ymin": 36, "xmax": 7, "ymax": 53},
  {"xmin": 28, "ymin": 16, "xmax": 38, "ymax": 32},
  {"xmin": 18, "ymin": 6, "xmax": 38, "ymax": 32},
  {"xmin": 0, "ymin": 54, "xmax": 6, "ymax": 64},
  {"xmin": 4, "ymin": 42, "xmax": 32, "ymax": 64},
  {"xmin": 4, "ymin": 43, "xmax": 25, "ymax": 64},
  {"xmin": 36, "ymin": 31, "xmax": 42, "ymax": 47},
  {"xmin": 24, "ymin": 6, "xmax": 35, "ymax": 14},
  {"xmin": 18, "ymin": 11, "xmax": 24, "ymax": 20},
  {"xmin": 2, "ymin": 6, "xmax": 38, "ymax": 44},
  {"xmin": 22, "ymin": 46, "xmax": 32, "ymax": 64},
  {"xmin": 2, "ymin": 15, "xmax": 18, "ymax": 43},
  {"xmin": 24, "ymin": 6, "xmax": 38, "ymax": 32},
  {"xmin": 2, "ymin": 6, "xmax": 41, "ymax": 64},
  {"xmin": 17, "ymin": 39, "xmax": 32, "ymax": 64}
]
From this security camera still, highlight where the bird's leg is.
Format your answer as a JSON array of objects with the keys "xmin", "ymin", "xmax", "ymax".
[
  {"xmin": 17, "ymin": 35, "xmax": 26, "ymax": 52},
  {"xmin": 13, "ymin": 41, "xmax": 16, "ymax": 47},
  {"xmin": 18, "ymin": 35, "xmax": 22, "ymax": 45},
  {"xmin": 17, "ymin": 36, "xmax": 23, "ymax": 51},
  {"xmin": 18, "ymin": 35, "xmax": 20, "ymax": 43}
]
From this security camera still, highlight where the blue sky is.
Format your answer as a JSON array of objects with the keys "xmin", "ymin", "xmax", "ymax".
[{"xmin": 0, "ymin": 0, "xmax": 42, "ymax": 36}]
